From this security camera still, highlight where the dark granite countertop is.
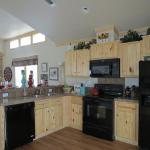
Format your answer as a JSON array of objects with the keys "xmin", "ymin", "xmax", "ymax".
[{"xmin": 0, "ymin": 93, "xmax": 82, "ymax": 106}]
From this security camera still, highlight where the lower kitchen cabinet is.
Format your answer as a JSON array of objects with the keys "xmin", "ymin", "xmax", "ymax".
[
  {"xmin": 71, "ymin": 96, "xmax": 83, "ymax": 130},
  {"xmin": 35, "ymin": 108, "xmax": 45, "ymax": 137},
  {"xmin": 35, "ymin": 98, "xmax": 63, "ymax": 138},
  {"xmin": 115, "ymin": 100, "xmax": 139, "ymax": 145},
  {"xmin": 44, "ymin": 100, "xmax": 63, "ymax": 132},
  {"xmin": 0, "ymin": 106, "xmax": 4, "ymax": 150}
]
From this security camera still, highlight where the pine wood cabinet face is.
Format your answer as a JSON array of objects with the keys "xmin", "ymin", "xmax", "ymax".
[
  {"xmin": 71, "ymin": 97, "xmax": 83, "ymax": 130},
  {"xmin": 0, "ymin": 107, "xmax": 4, "ymax": 150},
  {"xmin": 65, "ymin": 51, "xmax": 73, "ymax": 76},
  {"xmin": 115, "ymin": 101, "xmax": 138, "ymax": 145},
  {"xmin": 35, "ymin": 108, "xmax": 45, "ymax": 137},
  {"xmin": 65, "ymin": 50, "xmax": 90, "ymax": 77},
  {"xmin": 141, "ymin": 35, "xmax": 150, "ymax": 57},
  {"xmin": 35, "ymin": 99, "xmax": 63, "ymax": 138},
  {"xmin": 120, "ymin": 42, "xmax": 141, "ymax": 77},
  {"xmin": 76, "ymin": 50, "xmax": 90, "ymax": 77},
  {"xmin": 44, "ymin": 102, "xmax": 63, "ymax": 132},
  {"xmin": 90, "ymin": 41, "xmax": 119, "ymax": 59}
]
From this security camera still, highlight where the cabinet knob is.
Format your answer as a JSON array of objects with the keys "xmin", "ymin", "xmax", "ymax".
[{"xmin": 125, "ymin": 120, "xmax": 128, "ymax": 124}]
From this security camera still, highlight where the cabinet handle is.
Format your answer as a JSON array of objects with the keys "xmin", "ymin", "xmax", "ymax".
[
  {"xmin": 46, "ymin": 128, "xmax": 48, "ymax": 131},
  {"xmin": 125, "ymin": 120, "xmax": 128, "ymax": 124},
  {"xmin": 129, "ymin": 67, "xmax": 132, "ymax": 73}
]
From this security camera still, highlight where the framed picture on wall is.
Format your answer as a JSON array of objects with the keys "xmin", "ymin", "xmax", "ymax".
[
  {"xmin": 41, "ymin": 63, "xmax": 48, "ymax": 72},
  {"xmin": 40, "ymin": 74, "xmax": 48, "ymax": 81},
  {"xmin": 49, "ymin": 67, "xmax": 59, "ymax": 81}
]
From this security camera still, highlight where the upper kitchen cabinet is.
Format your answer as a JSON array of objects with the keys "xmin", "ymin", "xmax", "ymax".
[
  {"xmin": 90, "ymin": 41, "xmax": 119, "ymax": 60},
  {"xmin": 65, "ymin": 51, "xmax": 73, "ymax": 76},
  {"xmin": 65, "ymin": 50, "xmax": 90, "ymax": 77},
  {"xmin": 120, "ymin": 41, "xmax": 141, "ymax": 77},
  {"xmin": 141, "ymin": 35, "xmax": 150, "ymax": 58}
]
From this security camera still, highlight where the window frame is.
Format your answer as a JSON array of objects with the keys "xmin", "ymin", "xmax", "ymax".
[
  {"xmin": 20, "ymin": 36, "xmax": 31, "ymax": 47},
  {"xmin": 10, "ymin": 39, "xmax": 19, "ymax": 49},
  {"xmin": 15, "ymin": 65, "xmax": 38, "ymax": 88},
  {"xmin": 32, "ymin": 33, "xmax": 46, "ymax": 44}
]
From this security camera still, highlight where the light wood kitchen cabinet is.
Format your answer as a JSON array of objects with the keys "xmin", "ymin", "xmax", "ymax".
[
  {"xmin": 90, "ymin": 41, "xmax": 119, "ymax": 59},
  {"xmin": 44, "ymin": 99, "xmax": 63, "ymax": 132},
  {"xmin": 120, "ymin": 41, "xmax": 141, "ymax": 77},
  {"xmin": 35, "ymin": 98, "xmax": 63, "ymax": 138},
  {"xmin": 76, "ymin": 50, "xmax": 90, "ymax": 76},
  {"xmin": 141, "ymin": 35, "xmax": 150, "ymax": 58},
  {"xmin": 65, "ymin": 51, "xmax": 73, "ymax": 76},
  {"xmin": 65, "ymin": 50, "xmax": 90, "ymax": 77},
  {"xmin": 71, "ymin": 96, "xmax": 83, "ymax": 130},
  {"xmin": 0, "ymin": 106, "xmax": 4, "ymax": 150},
  {"xmin": 115, "ymin": 100, "xmax": 139, "ymax": 145},
  {"xmin": 35, "ymin": 108, "xmax": 45, "ymax": 137}
]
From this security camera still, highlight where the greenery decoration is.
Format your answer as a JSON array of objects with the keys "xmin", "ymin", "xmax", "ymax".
[
  {"xmin": 74, "ymin": 39, "xmax": 96, "ymax": 50},
  {"xmin": 120, "ymin": 30, "xmax": 142, "ymax": 43}
]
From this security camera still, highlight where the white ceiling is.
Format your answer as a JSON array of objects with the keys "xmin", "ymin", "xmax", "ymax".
[
  {"xmin": 0, "ymin": 0, "xmax": 150, "ymax": 44},
  {"xmin": 0, "ymin": 8, "xmax": 34, "ymax": 39}
]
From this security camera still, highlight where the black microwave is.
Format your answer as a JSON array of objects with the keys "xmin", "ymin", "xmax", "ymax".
[{"xmin": 90, "ymin": 58, "xmax": 120, "ymax": 78}]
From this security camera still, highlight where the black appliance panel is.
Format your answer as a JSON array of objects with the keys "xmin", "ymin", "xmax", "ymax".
[
  {"xmin": 5, "ymin": 102, "xmax": 35, "ymax": 150},
  {"xmin": 139, "ymin": 61, "xmax": 150, "ymax": 149},
  {"xmin": 83, "ymin": 97, "xmax": 113, "ymax": 126},
  {"xmin": 90, "ymin": 59, "xmax": 120, "ymax": 78},
  {"xmin": 139, "ymin": 94, "xmax": 150, "ymax": 149},
  {"xmin": 139, "ymin": 61, "xmax": 150, "ymax": 89}
]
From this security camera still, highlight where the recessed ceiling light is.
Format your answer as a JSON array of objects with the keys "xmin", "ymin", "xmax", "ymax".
[
  {"xmin": 82, "ymin": 7, "xmax": 89, "ymax": 14},
  {"xmin": 45, "ymin": 0, "xmax": 56, "ymax": 7}
]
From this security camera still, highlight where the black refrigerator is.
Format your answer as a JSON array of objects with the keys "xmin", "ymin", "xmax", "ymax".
[{"xmin": 139, "ymin": 61, "xmax": 150, "ymax": 149}]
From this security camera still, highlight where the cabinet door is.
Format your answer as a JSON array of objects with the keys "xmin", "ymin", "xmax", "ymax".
[
  {"xmin": 141, "ymin": 36, "xmax": 150, "ymax": 57},
  {"xmin": 103, "ymin": 42, "xmax": 118, "ymax": 58},
  {"xmin": 44, "ymin": 107, "xmax": 56, "ymax": 132},
  {"xmin": 90, "ymin": 43, "xmax": 103, "ymax": 59},
  {"xmin": 71, "ymin": 51, "xmax": 77, "ymax": 76},
  {"xmin": 76, "ymin": 50, "xmax": 90, "ymax": 77},
  {"xmin": 0, "ymin": 107, "xmax": 4, "ymax": 150},
  {"xmin": 90, "ymin": 42, "xmax": 119, "ymax": 59},
  {"xmin": 71, "ymin": 103, "xmax": 82, "ymax": 130},
  {"xmin": 115, "ymin": 102, "xmax": 138, "ymax": 144},
  {"xmin": 116, "ymin": 107, "xmax": 127, "ymax": 138},
  {"xmin": 35, "ymin": 108, "xmax": 45, "ymax": 137},
  {"xmin": 45, "ymin": 102, "xmax": 63, "ymax": 132},
  {"xmin": 125, "ymin": 108, "xmax": 136, "ymax": 141},
  {"xmin": 65, "ymin": 51, "xmax": 73, "ymax": 76},
  {"xmin": 120, "ymin": 42, "xmax": 141, "ymax": 77},
  {"xmin": 55, "ymin": 102, "xmax": 63, "ymax": 129}
]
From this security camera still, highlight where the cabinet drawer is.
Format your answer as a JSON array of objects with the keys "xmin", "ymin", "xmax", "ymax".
[
  {"xmin": 71, "ymin": 96, "xmax": 83, "ymax": 105},
  {"xmin": 116, "ymin": 101, "xmax": 137, "ymax": 109},
  {"xmin": 35, "ymin": 101, "xmax": 49, "ymax": 109}
]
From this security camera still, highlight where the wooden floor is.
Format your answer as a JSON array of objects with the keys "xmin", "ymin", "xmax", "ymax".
[{"xmin": 16, "ymin": 128, "xmax": 138, "ymax": 150}]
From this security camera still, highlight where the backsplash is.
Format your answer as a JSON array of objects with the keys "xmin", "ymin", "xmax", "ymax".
[
  {"xmin": 65, "ymin": 77, "xmax": 139, "ymax": 88},
  {"xmin": 125, "ymin": 78, "xmax": 139, "ymax": 87},
  {"xmin": 65, "ymin": 77, "xmax": 98, "ymax": 87}
]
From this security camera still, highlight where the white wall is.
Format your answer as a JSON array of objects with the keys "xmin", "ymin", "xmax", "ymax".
[
  {"xmin": 0, "ymin": 39, "xmax": 4, "ymax": 53},
  {"xmin": 3, "ymin": 38, "xmax": 70, "ymax": 86}
]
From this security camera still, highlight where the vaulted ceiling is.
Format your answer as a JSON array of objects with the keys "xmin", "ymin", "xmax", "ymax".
[
  {"xmin": 0, "ymin": 8, "xmax": 33, "ymax": 39},
  {"xmin": 0, "ymin": 0, "xmax": 150, "ymax": 44}
]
